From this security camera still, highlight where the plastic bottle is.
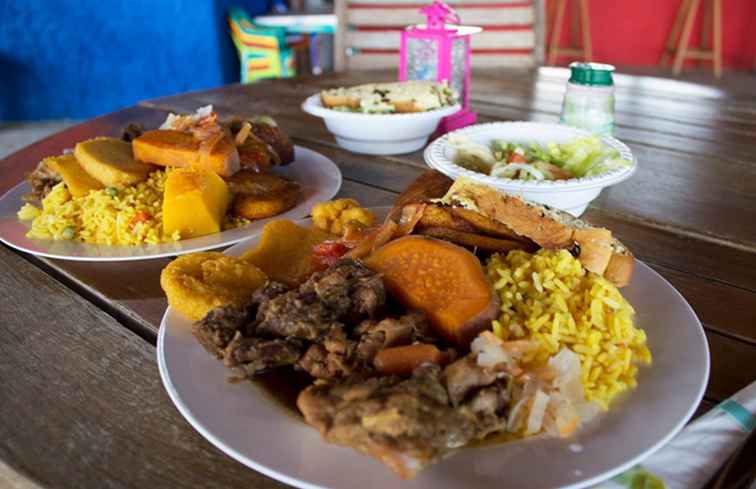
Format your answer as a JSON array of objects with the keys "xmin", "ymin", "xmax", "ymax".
[{"xmin": 560, "ymin": 62, "xmax": 616, "ymax": 136}]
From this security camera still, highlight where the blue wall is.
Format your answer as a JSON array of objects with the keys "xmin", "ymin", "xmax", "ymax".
[{"xmin": 0, "ymin": 0, "xmax": 270, "ymax": 121}]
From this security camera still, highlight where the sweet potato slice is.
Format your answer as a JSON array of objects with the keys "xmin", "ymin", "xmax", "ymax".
[
  {"xmin": 132, "ymin": 130, "xmax": 240, "ymax": 177},
  {"xmin": 365, "ymin": 236, "xmax": 499, "ymax": 347}
]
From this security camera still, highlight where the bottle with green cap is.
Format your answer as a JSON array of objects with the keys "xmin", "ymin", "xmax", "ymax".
[{"xmin": 560, "ymin": 62, "xmax": 616, "ymax": 136}]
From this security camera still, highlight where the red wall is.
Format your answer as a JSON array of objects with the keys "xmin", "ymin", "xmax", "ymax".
[{"xmin": 548, "ymin": 0, "xmax": 756, "ymax": 70}]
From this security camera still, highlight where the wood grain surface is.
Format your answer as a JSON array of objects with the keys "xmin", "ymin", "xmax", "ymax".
[
  {"xmin": 1, "ymin": 67, "xmax": 755, "ymax": 487},
  {"xmin": 0, "ymin": 246, "xmax": 288, "ymax": 489}
]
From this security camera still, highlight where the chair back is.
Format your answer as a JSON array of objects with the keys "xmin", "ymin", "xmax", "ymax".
[{"xmin": 335, "ymin": 0, "xmax": 543, "ymax": 71}]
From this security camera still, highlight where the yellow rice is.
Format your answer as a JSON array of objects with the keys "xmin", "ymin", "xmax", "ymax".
[
  {"xmin": 486, "ymin": 249, "xmax": 652, "ymax": 410},
  {"xmin": 18, "ymin": 170, "xmax": 249, "ymax": 246}
]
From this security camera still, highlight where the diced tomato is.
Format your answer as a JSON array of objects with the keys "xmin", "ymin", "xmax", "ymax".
[
  {"xmin": 507, "ymin": 151, "xmax": 529, "ymax": 164},
  {"xmin": 130, "ymin": 211, "xmax": 152, "ymax": 227},
  {"xmin": 312, "ymin": 241, "xmax": 350, "ymax": 269}
]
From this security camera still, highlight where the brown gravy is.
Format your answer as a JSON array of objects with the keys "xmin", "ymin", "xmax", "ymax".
[{"xmin": 251, "ymin": 367, "xmax": 312, "ymax": 419}]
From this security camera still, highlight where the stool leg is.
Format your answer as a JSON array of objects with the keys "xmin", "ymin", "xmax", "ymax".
[
  {"xmin": 672, "ymin": 0, "xmax": 701, "ymax": 75},
  {"xmin": 580, "ymin": 0, "xmax": 592, "ymax": 61},
  {"xmin": 713, "ymin": 0, "xmax": 722, "ymax": 77},
  {"xmin": 547, "ymin": 0, "xmax": 567, "ymax": 65},
  {"xmin": 662, "ymin": 0, "xmax": 693, "ymax": 67}
]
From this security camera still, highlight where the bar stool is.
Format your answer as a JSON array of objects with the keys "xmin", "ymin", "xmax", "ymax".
[
  {"xmin": 546, "ymin": 0, "xmax": 592, "ymax": 65},
  {"xmin": 660, "ymin": 0, "xmax": 722, "ymax": 78}
]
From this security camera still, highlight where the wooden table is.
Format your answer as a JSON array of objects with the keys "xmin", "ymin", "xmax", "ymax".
[{"xmin": 1, "ymin": 68, "xmax": 755, "ymax": 488}]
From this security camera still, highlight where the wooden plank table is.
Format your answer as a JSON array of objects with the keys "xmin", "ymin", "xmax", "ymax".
[{"xmin": 1, "ymin": 68, "xmax": 755, "ymax": 488}]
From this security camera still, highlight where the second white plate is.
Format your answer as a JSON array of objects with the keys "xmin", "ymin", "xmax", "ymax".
[{"xmin": 0, "ymin": 146, "xmax": 341, "ymax": 261}]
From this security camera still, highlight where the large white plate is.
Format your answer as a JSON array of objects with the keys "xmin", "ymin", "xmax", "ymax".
[
  {"xmin": 0, "ymin": 146, "xmax": 341, "ymax": 261},
  {"xmin": 158, "ymin": 208, "xmax": 709, "ymax": 489}
]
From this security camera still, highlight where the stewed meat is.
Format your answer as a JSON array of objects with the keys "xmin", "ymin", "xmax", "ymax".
[
  {"xmin": 255, "ymin": 259, "xmax": 385, "ymax": 340},
  {"xmin": 223, "ymin": 332, "xmax": 305, "ymax": 377},
  {"xmin": 297, "ymin": 355, "xmax": 511, "ymax": 478},
  {"xmin": 193, "ymin": 280, "xmax": 290, "ymax": 358},
  {"xmin": 297, "ymin": 364, "xmax": 479, "ymax": 479},
  {"xmin": 354, "ymin": 311, "xmax": 431, "ymax": 363},
  {"xmin": 442, "ymin": 356, "xmax": 499, "ymax": 406},
  {"xmin": 193, "ymin": 304, "xmax": 254, "ymax": 359}
]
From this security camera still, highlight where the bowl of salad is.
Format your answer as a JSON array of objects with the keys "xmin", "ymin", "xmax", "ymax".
[{"xmin": 424, "ymin": 122, "xmax": 636, "ymax": 216}]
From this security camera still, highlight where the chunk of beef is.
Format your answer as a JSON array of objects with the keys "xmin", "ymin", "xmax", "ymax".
[
  {"xmin": 192, "ymin": 280, "xmax": 289, "ymax": 358},
  {"xmin": 460, "ymin": 382, "xmax": 510, "ymax": 439},
  {"xmin": 223, "ymin": 332, "xmax": 305, "ymax": 378},
  {"xmin": 306, "ymin": 259, "xmax": 385, "ymax": 321},
  {"xmin": 255, "ymin": 291, "xmax": 342, "ymax": 340},
  {"xmin": 441, "ymin": 356, "xmax": 498, "ymax": 406},
  {"xmin": 120, "ymin": 123, "xmax": 144, "ymax": 142},
  {"xmin": 252, "ymin": 280, "xmax": 289, "ymax": 302},
  {"xmin": 297, "ymin": 364, "xmax": 477, "ymax": 479},
  {"xmin": 255, "ymin": 259, "xmax": 385, "ymax": 340},
  {"xmin": 25, "ymin": 160, "xmax": 62, "ymax": 201},
  {"xmin": 297, "ymin": 328, "xmax": 357, "ymax": 380},
  {"xmin": 192, "ymin": 304, "xmax": 254, "ymax": 359},
  {"xmin": 354, "ymin": 311, "xmax": 431, "ymax": 363}
]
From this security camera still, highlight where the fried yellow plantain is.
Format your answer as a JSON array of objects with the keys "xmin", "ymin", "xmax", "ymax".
[
  {"xmin": 242, "ymin": 220, "xmax": 335, "ymax": 286},
  {"xmin": 226, "ymin": 171, "xmax": 302, "ymax": 220},
  {"xmin": 160, "ymin": 252, "xmax": 267, "ymax": 320},
  {"xmin": 450, "ymin": 207, "xmax": 527, "ymax": 241},
  {"xmin": 416, "ymin": 227, "xmax": 535, "ymax": 253}
]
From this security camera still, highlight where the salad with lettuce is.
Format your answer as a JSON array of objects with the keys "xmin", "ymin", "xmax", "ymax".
[{"xmin": 449, "ymin": 134, "xmax": 632, "ymax": 181}]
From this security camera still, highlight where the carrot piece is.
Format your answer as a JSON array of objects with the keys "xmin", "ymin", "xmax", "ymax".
[{"xmin": 374, "ymin": 344, "xmax": 453, "ymax": 376}]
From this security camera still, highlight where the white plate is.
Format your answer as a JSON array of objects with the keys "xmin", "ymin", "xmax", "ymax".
[
  {"xmin": 0, "ymin": 146, "xmax": 341, "ymax": 261},
  {"xmin": 423, "ymin": 122, "xmax": 637, "ymax": 216},
  {"xmin": 158, "ymin": 208, "xmax": 709, "ymax": 489}
]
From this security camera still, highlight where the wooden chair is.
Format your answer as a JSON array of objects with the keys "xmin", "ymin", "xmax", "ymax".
[
  {"xmin": 660, "ymin": 0, "xmax": 722, "ymax": 78},
  {"xmin": 334, "ymin": 0, "xmax": 543, "ymax": 72},
  {"xmin": 546, "ymin": 0, "xmax": 592, "ymax": 65}
]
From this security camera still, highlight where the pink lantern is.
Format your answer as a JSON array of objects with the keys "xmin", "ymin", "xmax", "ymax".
[{"xmin": 399, "ymin": 0, "xmax": 482, "ymax": 133}]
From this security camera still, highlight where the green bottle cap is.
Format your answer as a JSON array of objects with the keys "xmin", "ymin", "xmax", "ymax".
[{"xmin": 568, "ymin": 62, "xmax": 615, "ymax": 86}]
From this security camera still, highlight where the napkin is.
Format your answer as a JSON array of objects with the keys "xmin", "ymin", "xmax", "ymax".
[{"xmin": 594, "ymin": 380, "xmax": 756, "ymax": 489}]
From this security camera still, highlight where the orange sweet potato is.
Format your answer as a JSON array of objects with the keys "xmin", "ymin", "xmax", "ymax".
[{"xmin": 365, "ymin": 236, "xmax": 499, "ymax": 347}]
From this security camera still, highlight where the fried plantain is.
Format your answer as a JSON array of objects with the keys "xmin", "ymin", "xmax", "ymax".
[
  {"xmin": 450, "ymin": 207, "xmax": 527, "ymax": 241},
  {"xmin": 160, "ymin": 252, "xmax": 268, "ymax": 320},
  {"xmin": 416, "ymin": 205, "xmax": 478, "ymax": 233},
  {"xmin": 227, "ymin": 170, "xmax": 302, "ymax": 220},
  {"xmin": 416, "ymin": 226, "xmax": 535, "ymax": 253}
]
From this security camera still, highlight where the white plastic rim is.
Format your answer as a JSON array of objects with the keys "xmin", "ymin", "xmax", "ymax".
[
  {"xmin": 302, "ymin": 93, "xmax": 461, "ymax": 122},
  {"xmin": 423, "ymin": 121, "xmax": 637, "ymax": 192}
]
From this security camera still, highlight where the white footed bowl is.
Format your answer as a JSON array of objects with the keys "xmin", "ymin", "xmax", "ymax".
[
  {"xmin": 424, "ymin": 122, "xmax": 637, "ymax": 216},
  {"xmin": 302, "ymin": 94, "xmax": 461, "ymax": 156}
]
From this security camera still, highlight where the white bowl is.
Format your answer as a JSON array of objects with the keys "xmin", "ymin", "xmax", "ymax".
[
  {"xmin": 424, "ymin": 122, "xmax": 637, "ymax": 216},
  {"xmin": 302, "ymin": 93, "xmax": 461, "ymax": 155}
]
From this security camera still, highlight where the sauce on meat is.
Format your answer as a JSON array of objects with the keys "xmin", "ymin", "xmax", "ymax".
[{"xmin": 251, "ymin": 367, "xmax": 311, "ymax": 419}]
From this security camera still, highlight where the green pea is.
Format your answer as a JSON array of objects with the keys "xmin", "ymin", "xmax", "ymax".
[
  {"xmin": 62, "ymin": 227, "xmax": 75, "ymax": 239},
  {"xmin": 105, "ymin": 187, "xmax": 118, "ymax": 197}
]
